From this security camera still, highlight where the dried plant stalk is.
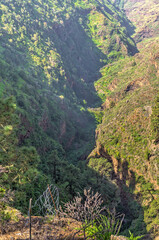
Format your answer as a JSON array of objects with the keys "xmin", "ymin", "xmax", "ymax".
[{"xmin": 60, "ymin": 188, "xmax": 106, "ymax": 223}]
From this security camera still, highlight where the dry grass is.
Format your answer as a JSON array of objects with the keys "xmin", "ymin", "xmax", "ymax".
[{"xmin": 0, "ymin": 216, "xmax": 84, "ymax": 240}]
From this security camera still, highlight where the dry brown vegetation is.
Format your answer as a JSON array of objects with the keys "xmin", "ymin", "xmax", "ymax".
[
  {"xmin": 0, "ymin": 216, "xmax": 84, "ymax": 240},
  {"xmin": 0, "ymin": 216, "xmax": 129, "ymax": 240},
  {"xmin": 124, "ymin": 0, "xmax": 159, "ymax": 42}
]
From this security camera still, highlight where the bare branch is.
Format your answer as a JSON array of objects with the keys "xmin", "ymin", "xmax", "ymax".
[{"xmin": 60, "ymin": 188, "xmax": 106, "ymax": 223}]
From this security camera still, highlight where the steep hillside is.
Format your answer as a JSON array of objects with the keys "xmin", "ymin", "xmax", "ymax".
[
  {"xmin": 0, "ymin": 0, "xmax": 138, "ymax": 213},
  {"xmin": 89, "ymin": 35, "xmax": 159, "ymax": 237},
  {"xmin": 113, "ymin": 0, "xmax": 159, "ymax": 42},
  {"xmin": 87, "ymin": 0, "xmax": 159, "ymax": 237},
  {"xmin": 0, "ymin": 0, "xmax": 137, "ymax": 162},
  {"xmin": 1, "ymin": 0, "xmax": 158, "ymax": 238}
]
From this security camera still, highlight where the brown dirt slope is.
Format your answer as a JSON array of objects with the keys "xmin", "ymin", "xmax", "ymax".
[{"xmin": 123, "ymin": 0, "xmax": 159, "ymax": 42}]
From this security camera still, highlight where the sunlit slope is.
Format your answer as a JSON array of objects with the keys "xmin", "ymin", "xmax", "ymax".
[
  {"xmin": 89, "ymin": 38, "xmax": 159, "ymax": 235},
  {"xmin": 114, "ymin": 0, "xmax": 159, "ymax": 42}
]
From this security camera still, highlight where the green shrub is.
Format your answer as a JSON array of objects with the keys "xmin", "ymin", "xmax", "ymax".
[
  {"xmin": 84, "ymin": 214, "xmax": 123, "ymax": 240},
  {"xmin": 0, "ymin": 187, "xmax": 11, "ymax": 228},
  {"xmin": 128, "ymin": 231, "xmax": 143, "ymax": 240}
]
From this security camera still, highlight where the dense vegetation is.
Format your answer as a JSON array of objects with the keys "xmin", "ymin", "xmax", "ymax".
[
  {"xmin": 0, "ymin": 0, "xmax": 136, "ymax": 212},
  {"xmin": 0, "ymin": 0, "xmax": 159, "ymax": 239},
  {"xmin": 0, "ymin": 0, "xmax": 137, "ymax": 163},
  {"xmin": 89, "ymin": 37, "xmax": 159, "ymax": 236}
]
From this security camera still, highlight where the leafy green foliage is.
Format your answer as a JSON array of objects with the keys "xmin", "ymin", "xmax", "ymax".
[
  {"xmin": 90, "ymin": 38, "xmax": 159, "ymax": 236},
  {"xmin": 0, "ymin": 98, "xmax": 121, "ymax": 212},
  {"xmin": 0, "ymin": 97, "xmax": 48, "ymax": 212},
  {"xmin": 0, "ymin": 187, "xmax": 11, "ymax": 224},
  {"xmin": 128, "ymin": 231, "xmax": 143, "ymax": 240},
  {"xmin": 0, "ymin": 0, "xmax": 137, "ymax": 211},
  {"xmin": 84, "ymin": 214, "xmax": 123, "ymax": 240},
  {"xmin": 89, "ymin": 157, "xmax": 113, "ymax": 179},
  {"xmin": 0, "ymin": 0, "xmax": 158, "ymax": 238},
  {"xmin": 88, "ymin": 108, "xmax": 104, "ymax": 124}
]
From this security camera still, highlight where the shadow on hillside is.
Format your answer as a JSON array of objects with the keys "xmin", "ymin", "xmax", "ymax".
[
  {"xmin": 47, "ymin": 14, "xmax": 105, "ymax": 107},
  {"xmin": 41, "ymin": 13, "xmax": 138, "ymax": 166},
  {"xmin": 82, "ymin": 153, "xmax": 149, "ymax": 239},
  {"xmin": 42, "ymin": 14, "xmax": 106, "ymax": 164},
  {"xmin": 46, "ymin": 13, "xmax": 138, "ymax": 107},
  {"xmin": 42, "ymin": 13, "xmax": 146, "ymax": 237}
]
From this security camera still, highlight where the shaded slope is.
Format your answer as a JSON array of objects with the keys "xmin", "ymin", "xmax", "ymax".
[
  {"xmin": 0, "ymin": 0, "xmax": 139, "ymax": 212},
  {"xmin": 0, "ymin": 0, "xmax": 137, "ymax": 163}
]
